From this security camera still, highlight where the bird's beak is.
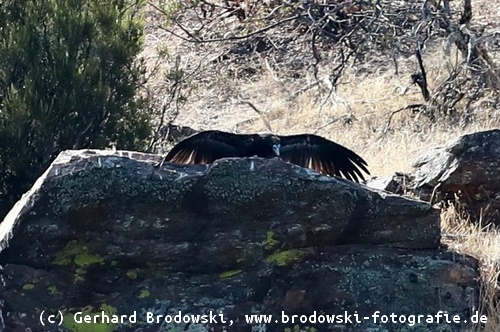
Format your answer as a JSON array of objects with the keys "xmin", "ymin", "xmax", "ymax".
[{"xmin": 273, "ymin": 144, "xmax": 280, "ymax": 157}]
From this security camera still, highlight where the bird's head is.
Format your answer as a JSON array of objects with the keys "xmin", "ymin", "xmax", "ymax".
[
  {"xmin": 266, "ymin": 134, "xmax": 281, "ymax": 157},
  {"xmin": 272, "ymin": 142, "xmax": 280, "ymax": 157},
  {"xmin": 255, "ymin": 133, "xmax": 281, "ymax": 158}
]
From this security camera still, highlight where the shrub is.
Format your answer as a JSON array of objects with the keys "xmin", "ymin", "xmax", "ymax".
[{"xmin": 0, "ymin": 0, "xmax": 151, "ymax": 218}]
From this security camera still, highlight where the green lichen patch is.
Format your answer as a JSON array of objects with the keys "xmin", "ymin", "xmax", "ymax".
[
  {"xmin": 220, "ymin": 270, "xmax": 243, "ymax": 279},
  {"xmin": 62, "ymin": 304, "xmax": 118, "ymax": 332},
  {"xmin": 54, "ymin": 241, "xmax": 104, "ymax": 266},
  {"xmin": 74, "ymin": 251, "xmax": 104, "ymax": 267},
  {"xmin": 138, "ymin": 290, "xmax": 150, "ymax": 299},
  {"xmin": 48, "ymin": 286, "xmax": 59, "ymax": 295},
  {"xmin": 53, "ymin": 241, "xmax": 104, "ymax": 281},
  {"xmin": 266, "ymin": 249, "xmax": 303, "ymax": 266},
  {"xmin": 264, "ymin": 231, "xmax": 279, "ymax": 250},
  {"xmin": 22, "ymin": 283, "xmax": 35, "ymax": 291},
  {"xmin": 126, "ymin": 271, "xmax": 138, "ymax": 279},
  {"xmin": 75, "ymin": 268, "xmax": 86, "ymax": 282}
]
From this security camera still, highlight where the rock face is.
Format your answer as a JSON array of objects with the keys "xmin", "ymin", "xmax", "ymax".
[
  {"xmin": 368, "ymin": 129, "xmax": 500, "ymax": 225},
  {"xmin": 0, "ymin": 150, "xmax": 478, "ymax": 331}
]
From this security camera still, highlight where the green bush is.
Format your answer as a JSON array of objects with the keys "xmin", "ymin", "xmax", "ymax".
[{"xmin": 0, "ymin": 0, "xmax": 151, "ymax": 218}]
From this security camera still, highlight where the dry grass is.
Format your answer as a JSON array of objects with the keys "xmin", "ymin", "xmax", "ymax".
[
  {"xmin": 143, "ymin": 38, "xmax": 499, "ymax": 172},
  {"xmin": 228, "ymin": 46, "xmax": 500, "ymax": 177},
  {"xmin": 442, "ymin": 207, "xmax": 500, "ymax": 331}
]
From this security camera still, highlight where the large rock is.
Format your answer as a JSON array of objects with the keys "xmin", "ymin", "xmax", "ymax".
[
  {"xmin": 386, "ymin": 129, "xmax": 500, "ymax": 225},
  {"xmin": 0, "ymin": 150, "xmax": 478, "ymax": 331}
]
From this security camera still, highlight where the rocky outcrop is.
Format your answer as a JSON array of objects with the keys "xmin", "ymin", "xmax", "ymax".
[
  {"xmin": 412, "ymin": 129, "xmax": 500, "ymax": 224},
  {"xmin": 0, "ymin": 150, "xmax": 478, "ymax": 331},
  {"xmin": 368, "ymin": 129, "xmax": 500, "ymax": 225}
]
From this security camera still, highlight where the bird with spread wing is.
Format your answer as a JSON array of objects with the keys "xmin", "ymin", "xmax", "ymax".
[{"xmin": 158, "ymin": 130, "xmax": 370, "ymax": 183}]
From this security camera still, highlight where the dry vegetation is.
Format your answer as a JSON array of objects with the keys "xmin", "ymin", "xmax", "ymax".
[
  {"xmin": 140, "ymin": 0, "xmax": 500, "ymax": 329},
  {"xmin": 442, "ymin": 206, "xmax": 500, "ymax": 332}
]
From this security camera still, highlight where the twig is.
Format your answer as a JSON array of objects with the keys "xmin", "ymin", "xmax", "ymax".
[
  {"xmin": 313, "ymin": 114, "xmax": 353, "ymax": 134},
  {"xmin": 242, "ymin": 100, "xmax": 273, "ymax": 133},
  {"xmin": 412, "ymin": 42, "xmax": 431, "ymax": 101},
  {"xmin": 159, "ymin": 14, "xmax": 303, "ymax": 43},
  {"xmin": 381, "ymin": 104, "xmax": 424, "ymax": 135}
]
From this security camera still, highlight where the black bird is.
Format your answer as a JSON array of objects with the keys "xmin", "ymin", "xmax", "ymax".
[{"xmin": 159, "ymin": 130, "xmax": 370, "ymax": 183}]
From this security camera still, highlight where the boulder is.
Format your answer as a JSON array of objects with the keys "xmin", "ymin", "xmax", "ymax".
[
  {"xmin": 410, "ymin": 129, "xmax": 499, "ymax": 224},
  {"xmin": 0, "ymin": 150, "xmax": 478, "ymax": 331},
  {"xmin": 364, "ymin": 173, "xmax": 413, "ymax": 196}
]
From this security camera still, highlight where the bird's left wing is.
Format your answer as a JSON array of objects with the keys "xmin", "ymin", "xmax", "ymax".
[
  {"xmin": 278, "ymin": 134, "xmax": 370, "ymax": 183},
  {"xmin": 163, "ymin": 130, "xmax": 242, "ymax": 165}
]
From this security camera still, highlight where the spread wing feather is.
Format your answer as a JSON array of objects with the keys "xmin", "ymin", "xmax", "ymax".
[
  {"xmin": 160, "ymin": 130, "xmax": 370, "ymax": 183},
  {"xmin": 163, "ymin": 131, "xmax": 241, "ymax": 164},
  {"xmin": 278, "ymin": 134, "xmax": 370, "ymax": 183}
]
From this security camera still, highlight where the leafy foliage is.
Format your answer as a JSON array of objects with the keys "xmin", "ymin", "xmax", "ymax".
[{"xmin": 0, "ymin": 0, "xmax": 151, "ymax": 217}]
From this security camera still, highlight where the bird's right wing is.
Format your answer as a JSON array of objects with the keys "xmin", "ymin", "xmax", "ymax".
[
  {"xmin": 278, "ymin": 134, "xmax": 370, "ymax": 183},
  {"xmin": 163, "ymin": 130, "xmax": 242, "ymax": 164}
]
